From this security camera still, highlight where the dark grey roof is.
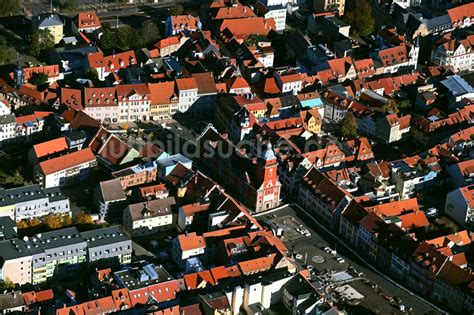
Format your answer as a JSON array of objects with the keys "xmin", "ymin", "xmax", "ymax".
[
  {"xmin": 128, "ymin": 197, "xmax": 176, "ymax": 221},
  {"xmin": 43, "ymin": 186, "xmax": 69, "ymax": 202},
  {"xmin": 80, "ymin": 226, "xmax": 129, "ymax": 248},
  {"xmin": 24, "ymin": 227, "xmax": 85, "ymax": 251},
  {"xmin": 0, "ymin": 185, "xmax": 47, "ymax": 206},
  {"xmin": 425, "ymin": 14, "xmax": 451, "ymax": 30},
  {"xmin": 0, "ymin": 239, "xmax": 30, "ymax": 263},
  {"xmin": 0, "ymin": 291, "xmax": 24, "ymax": 311},
  {"xmin": 0, "ymin": 184, "xmax": 69, "ymax": 206},
  {"xmin": 0, "ymin": 217, "xmax": 17, "ymax": 240}
]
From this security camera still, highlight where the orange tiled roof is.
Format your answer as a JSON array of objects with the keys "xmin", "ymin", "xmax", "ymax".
[
  {"xmin": 220, "ymin": 17, "xmax": 274, "ymax": 37},
  {"xmin": 22, "ymin": 64, "xmax": 60, "ymax": 81},
  {"xmin": 178, "ymin": 232, "xmax": 206, "ymax": 251},
  {"xmin": 76, "ymin": 11, "xmax": 101, "ymax": 29},
  {"xmin": 170, "ymin": 15, "xmax": 198, "ymax": 31},
  {"xmin": 148, "ymin": 81, "xmax": 177, "ymax": 105},
  {"xmin": 215, "ymin": 6, "xmax": 256, "ymax": 19},
  {"xmin": 238, "ymin": 253, "xmax": 276, "ymax": 274},
  {"xmin": 176, "ymin": 77, "xmax": 198, "ymax": 91},
  {"xmin": 111, "ymin": 288, "xmax": 132, "ymax": 310},
  {"xmin": 366, "ymin": 198, "xmax": 419, "ymax": 217},
  {"xmin": 84, "ymin": 87, "xmax": 117, "ymax": 108},
  {"xmin": 88, "ymin": 51, "xmax": 136, "ymax": 73},
  {"xmin": 33, "ymin": 137, "xmax": 69, "ymax": 159},
  {"xmin": 398, "ymin": 211, "xmax": 429, "ymax": 229},
  {"xmin": 448, "ymin": 3, "xmax": 474, "ymax": 24},
  {"xmin": 16, "ymin": 111, "xmax": 53, "ymax": 125},
  {"xmin": 39, "ymin": 147, "xmax": 95, "ymax": 175},
  {"xmin": 378, "ymin": 45, "xmax": 409, "ymax": 68}
]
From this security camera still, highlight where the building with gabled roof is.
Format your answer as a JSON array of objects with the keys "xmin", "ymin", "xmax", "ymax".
[
  {"xmin": 431, "ymin": 34, "xmax": 474, "ymax": 73},
  {"xmin": 34, "ymin": 147, "xmax": 96, "ymax": 188},
  {"xmin": 445, "ymin": 185, "xmax": 474, "ymax": 228},
  {"xmin": 28, "ymin": 137, "xmax": 69, "ymax": 165},
  {"xmin": 74, "ymin": 11, "xmax": 101, "ymax": 33},
  {"xmin": 83, "ymin": 87, "xmax": 119, "ymax": 123},
  {"xmin": 123, "ymin": 197, "xmax": 176, "ymax": 236},
  {"xmin": 166, "ymin": 15, "xmax": 200, "ymax": 36},
  {"xmin": 448, "ymin": 3, "xmax": 474, "ymax": 29},
  {"xmin": 298, "ymin": 166, "xmax": 352, "ymax": 230},
  {"xmin": 87, "ymin": 51, "xmax": 137, "ymax": 81},
  {"xmin": 198, "ymin": 125, "xmax": 281, "ymax": 212},
  {"xmin": 32, "ymin": 13, "xmax": 63, "ymax": 43},
  {"xmin": 148, "ymin": 81, "xmax": 178, "ymax": 119}
]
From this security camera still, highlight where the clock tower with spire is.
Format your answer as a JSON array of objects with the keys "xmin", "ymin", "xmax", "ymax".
[{"xmin": 255, "ymin": 142, "xmax": 281, "ymax": 212}]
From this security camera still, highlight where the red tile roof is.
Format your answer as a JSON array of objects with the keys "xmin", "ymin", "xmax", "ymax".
[
  {"xmin": 23, "ymin": 289, "xmax": 54, "ymax": 305},
  {"xmin": 220, "ymin": 17, "xmax": 274, "ymax": 37},
  {"xmin": 76, "ymin": 11, "xmax": 101, "ymax": 29},
  {"xmin": 378, "ymin": 45, "xmax": 408, "ymax": 68},
  {"xmin": 84, "ymin": 87, "xmax": 117, "ymax": 108},
  {"xmin": 192, "ymin": 72, "xmax": 217, "ymax": 94},
  {"xmin": 39, "ymin": 147, "xmax": 96, "ymax": 175},
  {"xmin": 16, "ymin": 111, "xmax": 53, "ymax": 125},
  {"xmin": 57, "ymin": 305, "xmax": 85, "ymax": 315},
  {"xmin": 398, "ymin": 211, "xmax": 429, "ymax": 229},
  {"xmin": 353, "ymin": 58, "xmax": 376, "ymax": 79},
  {"xmin": 111, "ymin": 288, "xmax": 132, "ymax": 310},
  {"xmin": 170, "ymin": 15, "xmax": 198, "ymax": 31},
  {"xmin": 61, "ymin": 88, "xmax": 83, "ymax": 110},
  {"xmin": 327, "ymin": 56, "xmax": 353, "ymax": 78},
  {"xmin": 148, "ymin": 81, "xmax": 177, "ymax": 105},
  {"xmin": 33, "ymin": 137, "xmax": 69, "ymax": 159},
  {"xmin": 116, "ymin": 83, "xmax": 150, "ymax": 98},
  {"xmin": 215, "ymin": 6, "xmax": 256, "ymax": 19},
  {"xmin": 147, "ymin": 280, "xmax": 180, "ymax": 303},
  {"xmin": 448, "ymin": 3, "xmax": 474, "ymax": 25},
  {"xmin": 82, "ymin": 296, "xmax": 116, "ymax": 314},
  {"xmin": 178, "ymin": 232, "xmax": 206, "ymax": 251},
  {"xmin": 154, "ymin": 35, "xmax": 181, "ymax": 49},
  {"xmin": 176, "ymin": 77, "xmax": 198, "ymax": 91},
  {"xmin": 366, "ymin": 198, "xmax": 419, "ymax": 217},
  {"xmin": 238, "ymin": 253, "xmax": 276, "ymax": 274},
  {"xmin": 22, "ymin": 65, "xmax": 60, "ymax": 82},
  {"xmin": 87, "ymin": 51, "xmax": 137, "ymax": 73}
]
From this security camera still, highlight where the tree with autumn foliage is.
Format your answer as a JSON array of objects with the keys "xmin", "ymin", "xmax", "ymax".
[{"xmin": 74, "ymin": 212, "xmax": 94, "ymax": 225}]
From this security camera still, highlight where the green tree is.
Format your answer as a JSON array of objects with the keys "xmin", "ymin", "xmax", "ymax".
[
  {"xmin": 29, "ymin": 72, "xmax": 49, "ymax": 86},
  {"xmin": 0, "ymin": 0, "xmax": 19, "ymax": 17},
  {"xmin": 115, "ymin": 25, "xmax": 143, "ymax": 50},
  {"xmin": 0, "ymin": 278, "xmax": 15, "ymax": 290},
  {"xmin": 99, "ymin": 28, "xmax": 117, "ymax": 50},
  {"xmin": 74, "ymin": 212, "xmax": 94, "ymax": 225},
  {"xmin": 337, "ymin": 112, "xmax": 358, "ymax": 138},
  {"xmin": 30, "ymin": 29, "xmax": 55, "ymax": 57},
  {"xmin": 343, "ymin": 0, "xmax": 375, "ymax": 37},
  {"xmin": 0, "ymin": 36, "xmax": 9, "ymax": 65},
  {"xmin": 140, "ymin": 20, "xmax": 160, "ymax": 47},
  {"xmin": 170, "ymin": 3, "xmax": 184, "ymax": 16},
  {"xmin": 1, "ymin": 170, "xmax": 27, "ymax": 187},
  {"xmin": 60, "ymin": 0, "xmax": 76, "ymax": 10},
  {"xmin": 382, "ymin": 99, "xmax": 399, "ymax": 113},
  {"xmin": 397, "ymin": 99, "xmax": 411, "ymax": 111}
]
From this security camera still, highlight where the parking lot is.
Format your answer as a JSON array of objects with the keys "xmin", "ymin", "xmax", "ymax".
[{"xmin": 258, "ymin": 205, "xmax": 444, "ymax": 315}]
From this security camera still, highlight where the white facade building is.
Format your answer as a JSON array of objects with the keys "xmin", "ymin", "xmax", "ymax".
[{"xmin": 431, "ymin": 35, "xmax": 474, "ymax": 73}]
